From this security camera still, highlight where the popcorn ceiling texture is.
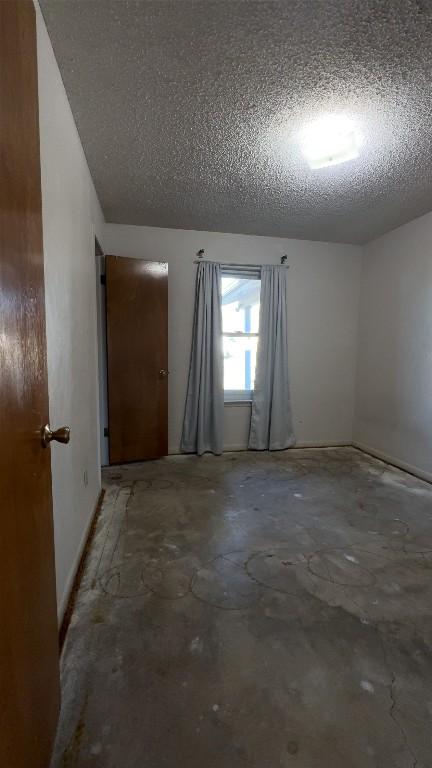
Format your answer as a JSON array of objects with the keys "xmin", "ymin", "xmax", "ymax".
[{"xmin": 40, "ymin": 0, "xmax": 432, "ymax": 244}]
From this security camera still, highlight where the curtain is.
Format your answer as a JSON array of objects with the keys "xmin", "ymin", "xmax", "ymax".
[
  {"xmin": 248, "ymin": 265, "xmax": 295, "ymax": 450},
  {"xmin": 180, "ymin": 262, "xmax": 224, "ymax": 455}
]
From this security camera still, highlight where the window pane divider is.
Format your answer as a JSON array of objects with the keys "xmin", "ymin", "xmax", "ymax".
[{"xmin": 222, "ymin": 331, "xmax": 259, "ymax": 337}]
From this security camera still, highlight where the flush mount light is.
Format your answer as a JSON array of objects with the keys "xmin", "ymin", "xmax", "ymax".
[{"xmin": 299, "ymin": 115, "xmax": 362, "ymax": 170}]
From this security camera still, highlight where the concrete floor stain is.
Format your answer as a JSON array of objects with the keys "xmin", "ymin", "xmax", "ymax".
[{"xmin": 51, "ymin": 448, "xmax": 432, "ymax": 768}]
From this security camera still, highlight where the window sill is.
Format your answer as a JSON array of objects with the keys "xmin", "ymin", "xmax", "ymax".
[{"xmin": 224, "ymin": 400, "xmax": 252, "ymax": 407}]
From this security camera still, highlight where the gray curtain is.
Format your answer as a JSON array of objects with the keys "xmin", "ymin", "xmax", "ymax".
[
  {"xmin": 249, "ymin": 265, "xmax": 295, "ymax": 450},
  {"xmin": 180, "ymin": 262, "xmax": 224, "ymax": 455}
]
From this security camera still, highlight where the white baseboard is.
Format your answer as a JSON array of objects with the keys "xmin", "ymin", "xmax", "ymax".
[
  {"xmin": 168, "ymin": 440, "xmax": 352, "ymax": 456},
  {"xmin": 293, "ymin": 440, "xmax": 351, "ymax": 449},
  {"xmin": 223, "ymin": 441, "xmax": 352, "ymax": 453},
  {"xmin": 168, "ymin": 444, "xmax": 249, "ymax": 454},
  {"xmin": 353, "ymin": 441, "xmax": 432, "ymax": 485},
  {"xmin": 57, "ymin": 487, "xmax": 102, "ymax": 624}
]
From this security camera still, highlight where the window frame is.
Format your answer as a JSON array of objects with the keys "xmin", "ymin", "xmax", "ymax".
[{"xmin": 221, "ymin": 267, "xmax": 261, "ymax": 404}]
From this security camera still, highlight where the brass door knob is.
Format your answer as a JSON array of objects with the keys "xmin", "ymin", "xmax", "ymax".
[
  {"xmin": 159, "ymin": 369, "xmax": 169, "ymax": 378},
  {"xmin": 42, "ymin": 424, "xmax": 71, "ymax": 447}
]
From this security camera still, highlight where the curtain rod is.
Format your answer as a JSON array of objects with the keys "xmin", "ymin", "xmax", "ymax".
[{"xmin": 193, "ymin": 259, "xmax": 289, "ymax": 268}]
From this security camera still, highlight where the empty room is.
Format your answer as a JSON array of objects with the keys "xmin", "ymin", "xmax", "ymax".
[{"xmin": 1, "ymin": 1, "xmax": 432, "ymax": 766}]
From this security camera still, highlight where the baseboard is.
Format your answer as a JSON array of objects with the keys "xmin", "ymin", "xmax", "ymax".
[
  {"xmin": 224, "ymin": 441, "xmax": 352, "ymax": 452},
  {"xmin": 293, "ymin": 440, "xmax": 352, "ymax": 449},
  {"xmin": 168, "ymin": 440, "xmax": 352, "ymax": 455},
  {"xmin": 168, "ymin": 445, "xmax": 249, "ymax": 454},
  {"xmin": 353, "ymin": 441, "xmax": 432, "ymax": 485},
  {"xmin": 58, "ymin": 488, "xmax": 105, "ymax": 653}
]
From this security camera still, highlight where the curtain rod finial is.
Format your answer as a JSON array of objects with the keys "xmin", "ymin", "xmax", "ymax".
[
  {"xmin": 197, "ymin": 248, "xmax": 205, "ymax": 259},
  {"xmin": 281, "ymin": 254, "xmax": 288, "ymax": 264}
]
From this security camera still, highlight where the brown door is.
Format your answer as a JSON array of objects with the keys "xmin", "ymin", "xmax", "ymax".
[
  {"xmin": 106, "ymin": 255, "xmax": 168, "ymax": 463},
  {"xmin": 0, "ymin": 2, "xmax": 60, "ymax": 767}
]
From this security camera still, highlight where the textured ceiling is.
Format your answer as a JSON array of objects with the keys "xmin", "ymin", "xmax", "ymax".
[{"xmin": 40, "ymin": 0, "xmax": 432, "ymax": 244}]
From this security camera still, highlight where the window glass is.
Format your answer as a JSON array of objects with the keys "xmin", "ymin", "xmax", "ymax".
[
  {"xmin": 221, "ymin": 274, "xmax": 260, "ymax": 398},
  {"xmin": 221, "ymin": 277, "xmax": 260, "ymax": 333},
  {"xmin": 223, "ymin": 335, "xmax": 258, "ymax": 391}
]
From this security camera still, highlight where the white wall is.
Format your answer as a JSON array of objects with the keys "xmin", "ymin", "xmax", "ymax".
[
  {"xmin": 354, "ymin": 212, "xmax": 432, "ymax": 482},
  {"xmin": 36, "ymin": 3, "xmax": 105, "ymax": 619},
  {"xmin": 104, "ymin": 224, "xmax": 362, "ymax": 453}
]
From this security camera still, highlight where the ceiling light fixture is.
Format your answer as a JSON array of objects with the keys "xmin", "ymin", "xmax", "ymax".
[{"xmin": 299, "ymin": 115, "xmax": 362, "ymax": 170}]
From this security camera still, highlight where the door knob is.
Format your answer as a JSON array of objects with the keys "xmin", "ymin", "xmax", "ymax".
[
  {"xmin": 159, "ymin": 369, "xmax": 169, "ymax": 378},
  {"xmin": 42, "ymin": 424, "xmax": 71, "ymax": 447}
]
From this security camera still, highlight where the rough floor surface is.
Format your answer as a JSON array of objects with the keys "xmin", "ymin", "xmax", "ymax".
[{"xmin": 52, "ymin": 448, "xmax": 432, "ymax": 767}]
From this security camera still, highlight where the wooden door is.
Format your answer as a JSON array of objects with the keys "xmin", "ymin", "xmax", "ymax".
[
  {"xmin": 0, "ymin": 2, "xmax": 60, "ymax": 767},
  {"xmin": 106, "ymin": 255, "xmax": 168, "ymax": 463}
]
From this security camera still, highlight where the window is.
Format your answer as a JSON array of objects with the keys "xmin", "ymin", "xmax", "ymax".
[{"xmin": 221, "ymin": 269, "xmax": 261, "ymax": 402}]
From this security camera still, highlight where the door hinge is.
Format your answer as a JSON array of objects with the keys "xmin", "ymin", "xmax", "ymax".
[
  {"xmin": 104, "ymin": 427, "xmax": 109, "ymax": 437},
  {"xmin": 100, "ymin": 274, "xmax": 106, "ymax": 285}
]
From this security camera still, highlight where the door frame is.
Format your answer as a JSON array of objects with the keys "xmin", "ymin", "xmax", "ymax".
[{"xmin": 95, "ymin": 240, "xmax": 109, "ymax": 466}]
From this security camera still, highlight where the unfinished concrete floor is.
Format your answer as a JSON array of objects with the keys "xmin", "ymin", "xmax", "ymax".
[{"xmin": 52, "ymin": 448, "xmax": 432, "ymax": 768}]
